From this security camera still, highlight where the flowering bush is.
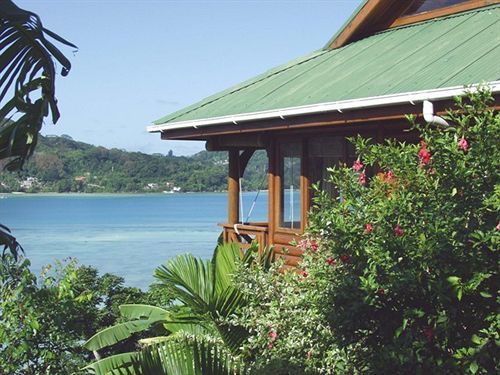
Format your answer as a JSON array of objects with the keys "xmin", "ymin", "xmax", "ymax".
[
  {"xmin": 234, "ymin": 88, "xmax": 498, "ymax": 374},
  {"xmin": 305, "ymin": 88, "xmax": 499, "ymax": 373}
]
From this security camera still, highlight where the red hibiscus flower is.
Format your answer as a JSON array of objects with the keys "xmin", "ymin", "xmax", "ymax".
[
  {"xmin": 310, "ymin": 240, "xmax": 319, "ymax": 253},
  {"xmin": 300, "ymin": 270, "xmax": 309, "ymax": 278},
  {"xmin": 423, "ymin": 326, "xmax": 434, "ymax": 341},
  {"xmin": 352, "ymin": 159, "xmax": 363, "ymax": 171},
  {"xmin": 364, "ymin": 223, "xmax": 374, "ymax": 234},
  {"xmin": 376, "ymin": 288, "xmax": 385, "ymax": 296},
  {"xmin": 458, "ymin": 137, "xmax": 469, "ymax": 152},
  {"xmin": 326, "ymin": 257, "xmax": 336, "ymax": 266},
  {"xmin": 418, "ymin": 142, "xmax": 431, "ymax": 165},
  {"xmin": 394, "ymin": 224, "xmax": 404, "ymax": 237},
  {"xmin": 340, "ymin": 254, "xmax": 350, "ymax": 263},
  {"xmin": 359, "ymin": 172, "xmax": 366, "ymax": 186}
]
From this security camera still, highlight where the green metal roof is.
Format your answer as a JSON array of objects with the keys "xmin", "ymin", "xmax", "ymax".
[{"xmin": 153, "ymin": 5, "xmax": 500, "ymax": 127}]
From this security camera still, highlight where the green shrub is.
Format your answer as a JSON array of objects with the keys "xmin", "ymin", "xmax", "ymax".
[{"xmin": 235, "ymin": 88, "xmax": 499, "ymax": 374}]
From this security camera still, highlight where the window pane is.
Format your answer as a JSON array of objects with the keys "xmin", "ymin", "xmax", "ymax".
[
  {"xmin": 280, "ymin": 142, "xmax": 301, "ymax": 229},
  {"xmin": 309, "ymin": 136, "xmax": 345, "ymax": 197},
  {"xmin": 403, "ymin": 0, "xmax": 470, "ymax": 16}
]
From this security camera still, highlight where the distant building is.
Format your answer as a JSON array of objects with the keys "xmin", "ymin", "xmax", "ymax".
[{"xmin": 20, "ymin": 177, "xmax": 38, "ymax": 190}]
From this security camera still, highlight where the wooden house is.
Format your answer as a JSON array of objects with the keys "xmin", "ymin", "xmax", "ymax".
[{"xmin": 148, "ymin": 0, "xmax": 500, "ymax": 268}]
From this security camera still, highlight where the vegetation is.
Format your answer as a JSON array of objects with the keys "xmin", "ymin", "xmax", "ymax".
[
  {"xmin": 0, "ymin": 255, "xmax": 171, "ymax": 374},
  {"xmin": 232, "ymin": 89, "xmax": 499, "ymax": 374},
  {"xmin": 82, "ymin": 243, "xmax": 272, "ymax": 374},
  {"xmin": 0, "ymin": 135, "xmax": 268, "ymax": 193}
]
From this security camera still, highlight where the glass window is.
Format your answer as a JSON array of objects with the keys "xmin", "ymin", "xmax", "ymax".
[
  {"xmin": 402, "ymin": 0, "xmax": 471, "ymax": 16},
  {"xmin": 309, "ymin": 136, "xmax": 357, "ymax": 198},
  {"xmin": 280, "ymin": 141, "xmax": 301, "ymax": 229}
]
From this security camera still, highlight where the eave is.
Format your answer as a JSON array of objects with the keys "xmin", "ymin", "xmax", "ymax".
[{"xmin": 147, "ymin": 81, "xmax": 500, "ymax": 139}]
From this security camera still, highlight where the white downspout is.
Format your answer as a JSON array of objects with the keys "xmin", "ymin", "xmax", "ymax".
[{"xmin": 423, "ymin": 100, "xmax": 449, "ymax": 126}]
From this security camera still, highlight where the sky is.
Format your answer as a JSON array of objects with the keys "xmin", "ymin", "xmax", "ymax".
[{"xmin": 16, "ymin": 0, "xmax": 362, "ymax": 156}]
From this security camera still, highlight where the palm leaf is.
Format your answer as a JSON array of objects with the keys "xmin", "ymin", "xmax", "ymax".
[
  {"xmin": 84, "ymin": 320, "xmax": 160, "ymax": 352},
  {"xmin": 212, "ymin": 242, "xmax": 241, "ymax": 294},
  {"xmin": 0, "ymin": 0, "xmax": 76, "ymax": 169},
  {"xmin": 82, "ymin": 352, "xmax": 139, "ymax": 375},
  {"xmin": 119, "ymin": 304, "xmax": 171, "ymax": 321},
  {"xmin": 133, "ymin": 334, "xmax": 249, "ymax": 375},
  {"xmin": 155, "ymin": 254, "xmax": 215, "ymax": 314}
]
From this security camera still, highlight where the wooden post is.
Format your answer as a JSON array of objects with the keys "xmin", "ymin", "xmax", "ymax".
[{"xmin": 228, "ymin": 149, "xmax": 240, "ymax": 225}]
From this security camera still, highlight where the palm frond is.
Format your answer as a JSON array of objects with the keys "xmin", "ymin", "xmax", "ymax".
[
  {"xmin": 133, "ymin": 334, "xmax": 249, "ymax": 375},
  {"xmin": 84, "ymin": 320, "xmax": 161, "ymax": 352},
  {"xmin": 155, "ymin": 254, "xmax": 215, "ymax": 314},
  {"xmin": 0, "ymin": 0, "xmax": 76, "ymax": 169},
  {"xmin": 82, "ymin": 352, "xmax": 139, "ymax": 375}
]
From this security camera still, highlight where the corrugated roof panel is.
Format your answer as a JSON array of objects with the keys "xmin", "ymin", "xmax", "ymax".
[{"xmin": 154, "ymin": 4, "xmax": 500, "ymax": 126}]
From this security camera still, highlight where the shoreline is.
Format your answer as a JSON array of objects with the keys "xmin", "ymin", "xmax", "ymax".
[{"xmin": 0, "ymin": 190, "xmax": 268, "ymax": 197}]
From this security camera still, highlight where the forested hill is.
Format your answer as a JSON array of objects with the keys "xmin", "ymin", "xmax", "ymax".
[{"xmin": 0, "ymin": 135, "xmax": 267, "ymax": 193}]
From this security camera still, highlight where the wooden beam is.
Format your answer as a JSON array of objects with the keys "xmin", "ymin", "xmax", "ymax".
[
  {"xmin": 205, "ymin": 134, "xmax": 268, "ymax": 151},
  {"xmin": 239, "ymin": 149, "xmax": 255, "ymax": 178},
  {"xmin": 228, "ymin": 149, "xmax": 239, "ymax": 225},
  {"xmin": 328, "ymin": 0, "xmax": 410, "ymax": 49}
]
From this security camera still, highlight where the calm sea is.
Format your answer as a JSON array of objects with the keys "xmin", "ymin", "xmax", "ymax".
[{"xmin": 0, "ymin": 192, "xmax": 268, "ymax": 289}]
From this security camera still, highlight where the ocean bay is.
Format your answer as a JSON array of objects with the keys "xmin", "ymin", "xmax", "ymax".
[{"xmin": 1, "ymin": 192, "xmax": 268, "ymax": 289}]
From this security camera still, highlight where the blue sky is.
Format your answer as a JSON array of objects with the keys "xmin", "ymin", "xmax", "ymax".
[{"xmin": 17, "ymin": 0, "xmax": 361, "ymax": 155}]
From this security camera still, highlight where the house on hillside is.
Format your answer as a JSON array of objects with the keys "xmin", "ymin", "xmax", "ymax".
[{"xmin": 148, "ymin": 0, "xmax": 500, "ymax": 268}]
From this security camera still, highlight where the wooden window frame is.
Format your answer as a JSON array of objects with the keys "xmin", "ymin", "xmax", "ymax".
[
  {"xmin": 274, "ymin": 137, "xmax": 308, "ymax": 235},
  {"xmin": 390, "ymin": 0, "xmax": 497, "ymax": 28}
]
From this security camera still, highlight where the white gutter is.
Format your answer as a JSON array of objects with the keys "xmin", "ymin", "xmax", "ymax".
[
  {"xmin": 423, "ymin": 100, "xmax": 449, "ymax": 126},
  {"xmin": 147, "ymin": 81, "xmax": 500, "ymax": 133}
]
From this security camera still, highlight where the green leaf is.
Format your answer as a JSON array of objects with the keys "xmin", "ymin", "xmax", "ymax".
[
  {"xmin": 84, "ymin": 320, "xmax": 156, "ymax": 352},
  {"xmin": 447, "ymin": 276, "xmax": 461, "ymax": 286},
  {"xmin": 479, "ymin": 291, "xmax": 492, "ymax": 298},
  {"xmin": 119, "ymin": 304, "xmax": 170, "ymax": 321},
  {"xmin": 469, "ymin": 361, "xmax": 479, "ymax": 374},
  {"xmin": 82, "ymin": 352, "xmax": 139, "ymax": 374}
]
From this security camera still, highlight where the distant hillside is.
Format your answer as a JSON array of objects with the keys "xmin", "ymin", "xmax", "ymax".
[{"xmin": 0, "ymin": 135, "xmax": 268, "ymax": 193}]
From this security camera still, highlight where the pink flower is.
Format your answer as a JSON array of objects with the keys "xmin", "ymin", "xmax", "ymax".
[
  {"xmin": 268, "ymin": 330, "xmax": 278, "ymax": 341},
  {"xmin": 267, "ymin": 342, "xmax": 274, "ymax": 349},
  {"xmin": 340, "ymin": 254, "xmax": 350, "ymax": 263},
  {"xmin": 298, "ymin": 239, "xmax": 309, "ymax": 251},
  {"xmin": 394, "ymin": 224, "xmax": 404, "ymax": 237},
  {"xmin": 418, "ymin": 142, "xmax": 431, "ymax": 165},
  {"xmin": 352, "ymin": 159, "xmax": 364, "ymax": 171},
  {"xmin": 385, "ymin": 170, "xmax": 396, "ymax": 183},
  {"xmin": 326, "ymin": 257, "xmax": 336, "ymax": 266},
  {"xmin": 310, "ymin": 240, "xmax": 319, "ymax": 253},
  {"xmin": 359, "ymin": 172, "xmax": 366, "ymax": 186},
  {"xmin": 364, "ymin": 223, "xmax": 374, "ymax": 234},
  {"xmin": 458, "ymin": 137, "xmax": 469, "ymax": 152},
  {"xmin": 496, "ymin": 222, "xmax": 500, "ymax": 231}
]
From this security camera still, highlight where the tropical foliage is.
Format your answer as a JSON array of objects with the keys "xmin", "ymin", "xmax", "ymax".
[
  {"xmin": 83, "ymin": 243, "xmax": 273, "ymax": 374},
  {"xmin": 0, "ymin": 257, "xmax": 168, "ymax": 374}
]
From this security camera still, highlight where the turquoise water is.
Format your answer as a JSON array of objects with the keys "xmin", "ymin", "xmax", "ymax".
[{"xmin": 0, "ymin": 192, "xmax": 268, "ymax": 289}]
